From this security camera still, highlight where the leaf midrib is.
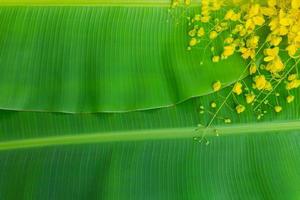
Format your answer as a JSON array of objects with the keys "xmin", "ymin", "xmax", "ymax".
[{"xmin": 1, "ymin": 120, "xmax": 300, "ymax": 151}]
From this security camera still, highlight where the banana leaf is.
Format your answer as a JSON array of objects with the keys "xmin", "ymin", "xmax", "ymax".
[
  {"xmin": 0, "ymin": 1, "xmax": 300, "ymax": 199},
  {"xmin": 0, "ymin": 87, "xmax": 300, "ymax": 199},
  {"xmin": 0, "ymin": 5, "xmax": 245, "ymax": 112}
]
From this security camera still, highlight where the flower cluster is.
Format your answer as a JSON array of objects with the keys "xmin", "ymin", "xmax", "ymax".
[{"xmin": 184, "ymin": 0, "xmax": 300, "ymax": 123}]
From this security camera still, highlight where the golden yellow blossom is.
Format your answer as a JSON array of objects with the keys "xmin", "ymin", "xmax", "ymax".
[
  {"xmin": 236, "ymin": 104, "xmax": 246, "ymax": 114},
  {"xmin": 209, "ymin": 31, "xmax": 218, "ymax": 39},
  {"xmin": 247, "ymin": 36, "xmax": 260, "ymax": 49},
  {"xmin": 245, "ymin": 92, "xmax": 255, "ymax": 104},
  {"xmin": 261, "ymin": 7, "xmax": 277, "ymax": 16},
  {"xmin": 224, "ymin": 118, "xmax": 232, "ymax": 124},
  {"xmin": 211, "ymin": 101, "xmax": 217, "ymax": 108},
  {"xmin": 232, "ymin": 82, "xmax": 243, "ymax": 95},
  {"xmin": 212, "ymin": 55, "xmax": 220, "ymax": 63},
  {"xmin": 194, "ymin": 14, "xmax": 201, "ymax": 21},
  {"xmin": 264, "ymin": 47, "xmax": 279, "ymax": 62},
  {"xmin": 249, "ymin": 63, "xmax": 257, "ymax": 75},
  {"xmin": 224, "ymin": 37, "xmax": 234, "ymax": 44},
  {"xmin": 253, "ymin": 75, "xmax": 267, "ymax": 90},
  {"xmin": 224, "ymin": 9, "xmax": 241, "ymax": 21},
  {"xmin": 287, "ymin": 95, "xmax": 295, "ymax": 103},
  {"xmin": 197, "ymin": 27, "xmax": 205, "ymax": 37},
  {"xmin": 222, "ymin": 45, "xmax": 235, "ymax": 57},
  {"xmin": 201, "ymin": 16, "xmax": 211, "ymax": 23},
  {"xmin": 211, "ymin": 0, "xmax": 223, "ymax": 11},
  {"xmin": 288, "ymin": 74, "xmax": 298, "ymax": 81},
  {"xmin": 265, "ymin": 57, "xmax": 284, "ymax": 73},
  {"xmin": 267, "ymin": 35, "xmax": 282, "ymax": 46},
  {"xmin": 253, "ymin": 16, "xmax": 265, "ymax": 26},
  {"xmin": 200, "ymin": 0, "xmax": 211, "ymax": 23},
  {"xmin": 188, "ymin": 29, "xmax": 196, "ymax": 37},
  {"xmin": 212, "ymin": 81, "xmax": 222, "ymax": 92},
  {"xmin": 245, "ymin": 19, "xmax": 255, "ymax": 31},
  {"xmin": 189, "ymin": 38, "xmax": 197, "ymax": 47},
  {"xmin": 248, "ymin": 4, "xmax": 261, "ymax": 18},
  {"xmin": 286, "ymin": 44, "xmax": 297, "ymax": 57},
  {"xmin": 268, "ymin": 0, "xmax": 276, "ymax": 7},
  {"xmin": 292, "ymin": 0, "xmax": 300, "ymax": 10},
  {"xmin": 264, "ymin": 81, "xmax": 273, "ymax": 91},
  {"xmin": 286, "ymin": 79, "xmax": 300, "ymax": 90},
  {"xmin": 241, "ymin": 48, "xmax": 256, "ymax": 59},
  {"xmin": 274, "ymin": 106, "xmax": 282, "ymax": 113},
  {"xmin": 269, "ymin": 18, "xmax": 279, "ymax": 31}
]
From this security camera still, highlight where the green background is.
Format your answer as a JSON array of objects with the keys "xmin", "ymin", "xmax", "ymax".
[{"xmin": 0, "ymin": 3, "xmax": 299, "ymax": 200}]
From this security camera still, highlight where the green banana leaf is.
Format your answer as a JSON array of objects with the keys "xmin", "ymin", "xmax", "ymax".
[
  {"xmin": 1, "ymin": 87, "xmax": 300, "ymax": 199},
  {"xmin": 0, "ymin": 1, "xmax": 300, "ymax": 200},
  {"xmin": 0, "ymin": 5, "xmax": 245, "ymax": 112}
]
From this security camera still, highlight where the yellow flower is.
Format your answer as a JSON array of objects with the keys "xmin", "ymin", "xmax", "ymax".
[
  {"xmin": 268, "ymin": 0, "xmax": 276, "ymax": 7},
  {"xmin": 211, "ymin": 0, "xmax": 223, "ymax": 11},
  {"xmin": 224, "ymin": 9, "xmax": 234, "ymax": 20},
  {"xmin": 200, "ymin": 0, "xmax": 210, "ymax": 23},
  {"xmin": 286, "ymin": 79, "xmax": 300, "ymax": 90},
  {"xmin": 264, "ymin": 81, "xmax": 273, "ymax": 91},
  {"xmin": 232, "ymin": 82, "xmax": 243, "ymax": 95},
  {"xmin": 248, "ymin": 4, "xmax": 261, "ymax": 18},
  {"xmin": 197, "ymin": 27, "xmax": 205, "ymax": 37},
  {"xmin": 292, "ymin": 0, "xmax": 300, "ymax": 10},
  {"xmin": 189, "ymin": 38, "xmax": 197, "ymax": 46},
  {"xmin": 201, "ymin": 16, "xmax": 211, "ymax": 23},
  {"xmin": 265, "ymin": 57, "xmax": 284, "ymax": 73},
  {"xmin": 240, "ymin": 28, "xmax": 247, "ymax": 36},
  {"xmin": 236, "ymin": 104, "xmax": 246, "ymax": 114},
  {"xmin": 233, "ymin": 24, "xmax": 243, "ymax": 33},
  {"xmin": 287, "ymin": 95, "xmax": 295, "ymax": 103},
  {"xmin": 264, "ymin": 47, "xmax": 279, "ymax": 62},
  {"xmin": 253, "ymin": 15, "xmax": 265, "ymax": 26},
  {"xmin": 274, "ymin": 106, "xmax": 282, "ymax": 113},
  {"xmin": 184, "ymin": 0, "xmax": 191, "ymax": 6},
  {"xmin": 267, "ymin": 35, "xmax": 282, "ymax": 46},
  {"xmin": 188, "ymin": 29, "xmax": 196, "ymax": 37},
  {"xmin": 249, "ymin": 63, "xmax": 257, "ymax": 75},
  {"xmin": 245, "ymin": 19, "xmax": 256, "ymax": 31},
  {"xmin": 224, "ymin": 37, "xmax": 234, "ymax": 44},
  {"xmin": 253, "ymin": 75, "xmax": 267, "ymax": 90},
  {"xmin": 247, "ymin": 36, "xmax": 260, "ymax": 49},
  {"xmin": 279, "ymin": 18, "xmax": 290, "ymax": 27},
  {"xmin": 245, "ymin": 92, "xmax": 255, "ymax": 104},
  {"xmin": 241, "ymin": 48, "xmax": 256, "ymax": 59},
  {"xmin": 215, "ymin": 25, "xmax": 223, "ymax": 32},
  {"xmin": 224, "ymin": 9, "xmax": 241, "ymax": 21},
  {"xmin": 222, "ymin": 45, "xmax": 235, "ymax": 57},
  {"xmin": 269, "ymin": 18, "xmax": 279, "ymax": 31},
  {"xmin": 211, "ymin": 101, "xmax": 217, "ymax": 108},
  {"xmin": 288, "ymin": 74, "xmax": 298, "ymax": 81},
  {"xmin": 209, "ymin": 31, "xmax": 218, "ymax": 39},
  {"xmin": 224, "ymin": 118, "xmax": 232, "ymax": 124},
  {"xmin": 261, "ymin": 7, "xmax": 277, "ymax": 16},
  {"xmin": 220, "ymin": 22, "xmax": 228, "ymax": 28},
  {"xmin": 274, "ymin": 25, "xmax": 289, "ymax": 36},
  {"xmin": 212, "ymin": 81, "xmax": 222, "ymax": 92},
  {"xmin": 212, "ymin": 55, "xmax": 220, "ymax": 63},
  {"xmin": 194, "ymin": 14, "xmax": 201, "ymax": 21},
  {"xmin": 286, "ymin": 44, "xmax": 297, "ymax": 57}
]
